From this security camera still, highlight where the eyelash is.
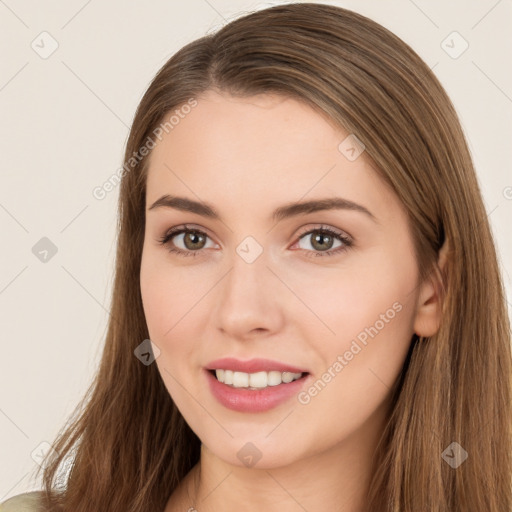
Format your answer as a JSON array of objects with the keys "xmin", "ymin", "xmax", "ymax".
[{"xmin": 157, "ymin": 224, "xmax": 353, "ymax": 259}]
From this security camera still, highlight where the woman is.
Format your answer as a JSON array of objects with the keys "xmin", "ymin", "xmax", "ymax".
[{"xmin": 2, "ymin": 2, "xmax": 511, "ymax": 511}]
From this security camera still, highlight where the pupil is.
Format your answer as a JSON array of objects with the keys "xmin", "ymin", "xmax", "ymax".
[
  {"xmin": 185, "ymin": 231, "xmax": 204, "ymax": 249},
  {"xmin": 313, "ymin": 232, "xmax": 332, "ymax": 251}
]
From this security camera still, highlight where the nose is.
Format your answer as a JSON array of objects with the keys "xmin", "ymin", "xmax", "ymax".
[{"xmin": 214, "ymin": 248, "xmax": 285, "ymax": 340}]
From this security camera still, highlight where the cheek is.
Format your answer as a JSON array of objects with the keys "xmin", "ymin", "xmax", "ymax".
[
  {"xmin": 140, "ymin": 258, "xmax": 200, "ymax": 414},
  {"xmin": 291, "ymin": 245, "xmax": 417, "ymax": 397},
  {"xmin": 295, "ymin": 246, "xmax": 417, "ymax": 412},
  {"xmin": 140, "ymin": 248, "xmax": 203, "ymax": 339},
  {"xmin": 140, "ymin": 249, "xmax": 210, "ymax": 385},
  {"xmin": 289, "ymin": 248, "xmax": 417, "ymax": 341}
]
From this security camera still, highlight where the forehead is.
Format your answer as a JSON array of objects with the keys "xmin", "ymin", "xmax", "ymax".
[
  {"xmin": 152, "ymin": 89, "xmax": 348, "ymax": 159},
  {"xmin": 145, "ymin": 90, "xmax": 402, "ymax": 225}
]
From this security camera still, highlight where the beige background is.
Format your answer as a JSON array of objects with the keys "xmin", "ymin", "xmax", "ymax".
[{"xmin": 1, "ymin": 0, "xmax": 511, "ymax": 498}]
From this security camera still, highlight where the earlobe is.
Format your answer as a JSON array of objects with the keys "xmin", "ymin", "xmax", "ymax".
[{"xmin": 413, "ymin": 239, "xmax": 449, "ymax": 338}]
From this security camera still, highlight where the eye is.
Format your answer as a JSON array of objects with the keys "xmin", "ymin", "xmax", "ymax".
[
  {"xmin": 292, "ymin": 225, "xmax": 353, "ymax": 258},
  {"xmin": 157, "ymin": 224, "xmax": 353, "ymax": 258},
  {"xmin": 157, "ymin": 224, "xmax": 217, "ymax": 257}
]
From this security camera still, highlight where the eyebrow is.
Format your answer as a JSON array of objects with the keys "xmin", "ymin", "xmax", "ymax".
[{"xmin": 147, "ymin": 195, "xmax": 378, "ymax": 224}]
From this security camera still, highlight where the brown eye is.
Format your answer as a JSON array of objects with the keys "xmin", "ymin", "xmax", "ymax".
[
  {"xmin": 181, "ymin": 231, "xmax": 207, "ymax": 250},
  {"xmin": 294, "ymin": 226, "xmax": 353, "ymax": 258},
  {"xmin": 157, "ymin": 225, "xmax": 216, "ymax": 257},
  {"xmin": 304, "ymin": 231, "xmax": 337, "ymax": 251}
]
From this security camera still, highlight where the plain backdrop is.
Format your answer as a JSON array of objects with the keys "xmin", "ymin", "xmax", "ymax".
[{"xmin": 1, "ymin": 0, "xmax": 511, "ymax": 498}]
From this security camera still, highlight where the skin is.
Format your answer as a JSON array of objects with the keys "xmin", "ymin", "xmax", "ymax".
[{"xmin": 139, "ymin": 89, "xmax": 445, "ymax": 511}]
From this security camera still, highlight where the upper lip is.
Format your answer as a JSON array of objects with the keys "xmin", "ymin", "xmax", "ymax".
[{"xmin": 206, "ymin": 357, "xmax": 309, "ymax": 374}]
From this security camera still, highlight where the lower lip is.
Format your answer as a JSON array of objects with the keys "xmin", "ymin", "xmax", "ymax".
[{"xmin": 205, "ymin": 369, "xmax": 310, "ymax": 413}]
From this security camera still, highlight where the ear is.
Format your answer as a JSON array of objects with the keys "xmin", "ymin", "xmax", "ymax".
[{"xmin": 413, "ymin": 239, "xmax": 449, "ymax": 338}]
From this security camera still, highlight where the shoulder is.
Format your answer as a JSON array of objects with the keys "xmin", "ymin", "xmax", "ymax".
[{"xmin": 0, "ymin": 491, "xmax": 44, "ymax": 512}]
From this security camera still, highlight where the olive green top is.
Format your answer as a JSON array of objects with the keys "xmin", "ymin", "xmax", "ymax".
[{"xmin": 0, "ymin": 492, "xmax": 44, "ymax": 512}]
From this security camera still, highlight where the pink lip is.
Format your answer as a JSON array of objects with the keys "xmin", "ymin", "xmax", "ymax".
[
  {"xmin": 205, "ymin": 357, "xmax": 308, "ymax": 374},
  {"xmin": 205, "ymin": 369, "xmax": 310, "ymax": 413}
]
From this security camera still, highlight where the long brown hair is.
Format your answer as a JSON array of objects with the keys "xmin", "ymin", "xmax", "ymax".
[{"xmin": 35, "ymin": 3, "xmax": 512, "ymax": 510}]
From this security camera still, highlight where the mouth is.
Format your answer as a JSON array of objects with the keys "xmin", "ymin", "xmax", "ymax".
[
  {"xmin": 204, "ymin": 357, "xmax": 311, "ymax": 412},
  {"xmin": 207, "ymin": 368, "xmax": 309, "ymax": 390}
]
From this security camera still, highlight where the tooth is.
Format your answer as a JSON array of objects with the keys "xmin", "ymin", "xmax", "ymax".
[
  {"xmin": 267, "ymin": 371, "xmax": 282, "ymax": 386},
  {"xmin": 232, "ymin": 371, "xmax": 249, "ymax": 387},
  {"xmin": 224, "ymin": 370, "xmax": 234, "ymax": 385},
  {"xmin": 281, "ymin": 372, "xmax": 294, "ymax": 383},
  {"xmin": 249, "ymin": 371, "xmax": 268, "ymax": 388},
  {"xmin": 216, "ymin": 369, "xmax": 304, "ymax": 388}
]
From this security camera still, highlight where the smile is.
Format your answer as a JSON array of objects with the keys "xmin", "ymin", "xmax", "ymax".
[
  {"xmin": 204, "ymin": 358, "xmax": 311, "ymax": 413},
  {"xmin": 212, "ymin": 369, "xmax": 304, "ymax": 389}
]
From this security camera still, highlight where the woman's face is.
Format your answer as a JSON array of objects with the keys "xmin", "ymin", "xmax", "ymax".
[{"xmin": 140, "ymin": 89, "xmax": 435, "ymax": 469}]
